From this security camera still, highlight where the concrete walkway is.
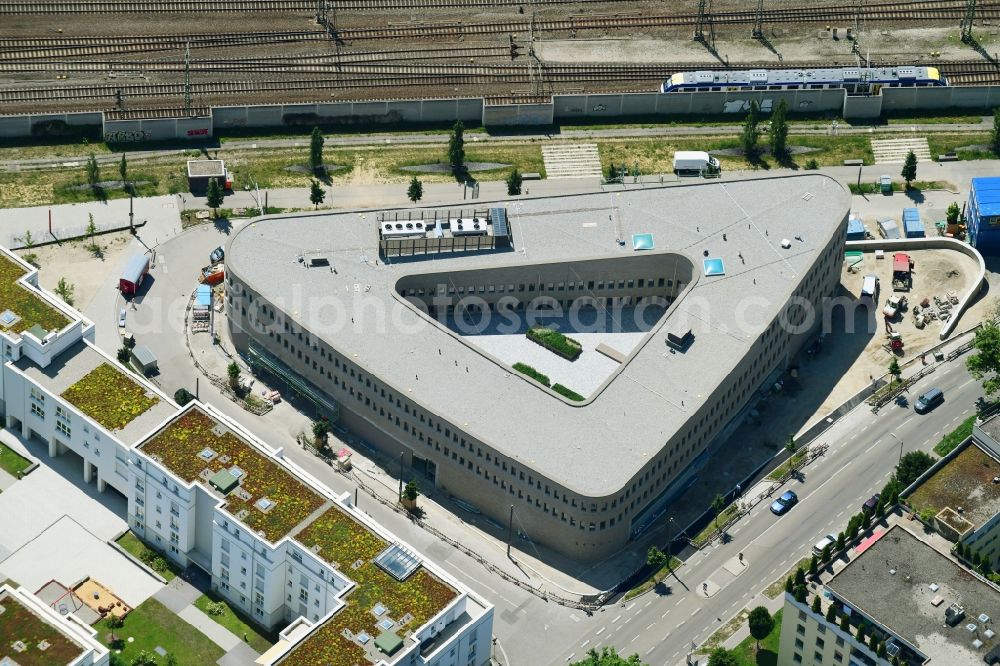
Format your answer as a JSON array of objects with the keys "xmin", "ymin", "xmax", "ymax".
[{"xmin": 177, "ymin": 605, "xmax": 242, "ymax": 651}]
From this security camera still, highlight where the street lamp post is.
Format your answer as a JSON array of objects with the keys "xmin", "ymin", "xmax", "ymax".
[
  {"xmin": 398, "ymin": 452, "xmax": 404, "ymax": 500},
  {"xmin": 890, "ymin": 432, "xmax": 903, "ymax": 464}
]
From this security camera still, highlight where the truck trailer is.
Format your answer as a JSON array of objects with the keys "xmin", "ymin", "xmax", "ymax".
[{"xmin": 119, "ymin": 254, "xmax": 150, "ymax": 297}]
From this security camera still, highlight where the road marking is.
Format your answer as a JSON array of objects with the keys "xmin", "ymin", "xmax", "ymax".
[
  {"xmin": 626, "ymin": 603, "xmax": 636, "ymax": 612},
  {"xmin": 646, "ymin": 647, "xmax": 655, "ymax": 655},
  {"xmin": 630, "ymin": 635, "xmax": 639, "ymax": 643},
  {"xmin": 646, "ymin": 623, "xmax": 656, "ymax": 630},
  {"xmin": 692, "ymin": 607, "xmax": 702, "ymax": 615},
  {"xmin": 581, "ymin": 640, "xmax": 590, "ymax": 648},
  {"xmin": 596, "ymin": 627, "xmax": 606, "ymax": 635},
  {"xmin": 566, "ymin": 654, "xmax": 575, "ymax": 662},
  {"xmin": 612, "ymin": 615, "xmax": 622, "ymax": 624},
  {"xmin": 661, "ymin": 610, "xmax": 670, "ymax": 619},
  {"xmin": 678, "ymin": 620, "xmax": 686, "ymax": 628},
  {"xmin": 570, "ymin": 614, "xmax": 581, "ymax": 623}
]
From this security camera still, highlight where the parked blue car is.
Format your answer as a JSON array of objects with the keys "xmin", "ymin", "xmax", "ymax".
[{"xmin": 770, "ymin": 490, "xmax": 798, "ymax": 516}]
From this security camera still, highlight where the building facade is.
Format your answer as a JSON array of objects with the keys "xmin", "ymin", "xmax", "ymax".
[
  {"xmin": 226, "ymin": 178, "xmax": 850, "ymax": 559},
  {"xmin": 0, "ymin": 247, "xmax": 492, "ymax": 666},
  {"xmin": 777, "ymin": 523, "xmax": 1000, "ymax": 666},
  {"xmin": 967, "ymin": 177, "xmax": 1000, "ymax": 256}
]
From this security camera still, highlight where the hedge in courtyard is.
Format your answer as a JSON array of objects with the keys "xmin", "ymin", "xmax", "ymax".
[{"xmin": 526, "ymin": 326, "xmax": 582, "ymax": 361}]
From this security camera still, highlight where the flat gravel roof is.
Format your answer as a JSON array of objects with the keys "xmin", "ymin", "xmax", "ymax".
[{"xmin": 228, "ymin": 175, "xmax": 849, "ymax": 496}]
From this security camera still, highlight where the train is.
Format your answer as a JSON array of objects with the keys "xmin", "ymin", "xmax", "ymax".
[{"xmin": 660, "ymin": 66, "xmax": 945, "ymax": 93}]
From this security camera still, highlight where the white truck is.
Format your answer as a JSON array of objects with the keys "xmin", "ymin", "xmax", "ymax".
[{"xmin": 673, "ymin": 151, "xmax": 721, "ymax": 176}]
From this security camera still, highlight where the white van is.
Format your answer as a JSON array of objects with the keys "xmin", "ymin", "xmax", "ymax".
[
  {"xmin": 673, "ymin": 151, "xmax": 721, "ymax": 176},
  {"xmin": 861, "ymin": 274, "xmax": 879, "ymax": 300}
]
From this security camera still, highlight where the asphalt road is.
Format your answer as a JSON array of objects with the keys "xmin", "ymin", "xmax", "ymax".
[
  {"xmin": 79, "ymin": 203, "xmax": 987, "ymax": 666},
  {"xmin": 547, "ymin": 357, "xmax": 982, "ymax": 666}
]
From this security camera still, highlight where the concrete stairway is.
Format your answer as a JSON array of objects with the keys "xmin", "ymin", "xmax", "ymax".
[
  {"xmin": 541, "ymin": 143, "xmax": 603, "ymax": 179},
  {"xmin": 870, "ymin": 137, "xmax": 932, "ymax": 164}
]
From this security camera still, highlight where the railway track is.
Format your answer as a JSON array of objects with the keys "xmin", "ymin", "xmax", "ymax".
[
  {"xmin": 0, "ymin": 0, "xmax": 683, "ymax": 13},
  {"xmin": 0, "ymin": 32, "xmax": 329, "ymax": 59},
  {"xmin": 335, "ymin": 2, "xmax": 1000, "ymax": 40}
]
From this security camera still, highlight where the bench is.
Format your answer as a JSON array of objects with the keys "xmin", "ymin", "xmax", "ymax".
[
  {"xmin": 522, "ymin": 172, "xmax": 542, "ymax": 180},
  {"xmin": 843, "ymin": 159, "xmax": 864, "ymax": 166},
  {"xmin": 938, "ymin": 153, "xmax": 958, "ymax": 163}
]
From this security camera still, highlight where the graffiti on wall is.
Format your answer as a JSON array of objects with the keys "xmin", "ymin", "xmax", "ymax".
[
  {"xmin": 722, "ymin": 98, "xmax": 814, "ymax": 113},
  {"xmin": 186, "ymin": 127, "xmax": 210, "ymax": 136},
  {"xmin": 104, "ymin": 129, "xmax": 150, "ymax": 143}
]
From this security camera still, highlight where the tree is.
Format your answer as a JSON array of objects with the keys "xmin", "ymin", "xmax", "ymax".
[
  {"xmin": 20, "ymin": 229, "xmax": 37, "ymax": 267},
  {"xmin": 312, "ymin": 419, "xmax": 329, "ymax": 450},
  {"xmin": 825, "ymin": 603, "xmax": 837, "ymax": 622},
  {"xmin": 968, "ymin": 321, "xmax": 1000, "ymax": 396},
  {"xmin": 403, "ymin": 480, "xmax": 420, "ymax": 503},
  {"xmin": 895, "ymin": 450, "xmax": 935, "ymax": 488},
  {"xmin": 793, "ymin": 584, "xmax": 807, "ymax": 603},
  {"xmin": 992, "ymin": 108, "xmax": 1000, "ymax": 156},
  {"xmin": 85, "ymin": 153, "xmax": 100, "ymax": 190},
  {"xmin": 227, "ymin": 361, "xmax": 241, "ymax": 391},
  {"xmin": 821, "ymin": 544, "xmax": 832, "ymax": 563},
  {"xmin": 808, "ymin": 554, "xmax": 818, "ymax": 575},
  {"xmin": 309, "ymin": 180, "xmax": 326, "ymax": 209},
  {"xmin": 706, "ymin": 648, "xmax": 739, "ymax": 666},
  {"xmin": 54, "ymin": 277, "xmax": 75, "ymax": 306},
  {"xmin": 646, "ymin": 546, "xmax": 667, "ymax": 569},
  {"xmin": 741, "ymin": 100, "xmax": 761, "ymax": 157},
  {"xmin": 811, "ymin": 594, "xmax": 822, "ymax": 613},
  {"xmin": 506, "ymin": 168, "xmax": 523, "ymax": 195},
  {"xmin": 206, "ymin": 178, "xmax": 224, "ymax": 218},
  {"xmin": 448, "ymin": 120, "xmax": 465, "ymax": 176},
  {"xmin": 85, "ymin": 212, "xmax": 100, "ymax": 256},
  {"xmin": 309, "ymin": 126, "xmax": 324, "ymax": 174},
  {"xmin": 407, "ymin": 176, "xmax": 424, "ymax": 203},
  {"xmin": 711, "ymin": 493, "xmax": 726, "ymax": 530},
  {"xmin": 117, "ymin": 345, "xmax": 131, "ymax": 364},
  {"xmin": 784, "ymin": 576, "xmax": 794, "ymax": 593},
  {"xmin": 119, "ymin": 153, "xmax": 129, "ymax": 191},
  {"xmin": 888, "ymin": 356, "xmax": 901, "ymax": 382},
  {"xmin": 747, "ymin": 606, "xmax": 774, "ymax": 650},
  {"xmin": 785, "ymin": 434, "xmax": 797, "ymax": 455},
  {"xmin": 173, "ymin": 388, "xmax": 194, "ymax": 406},
  {"xmin": 570, "ymin": 647, "xmax": 646, "ymax": 666},
  {"xmin": 836, "ymin": 532, "xmax": 845, "ymax": 550},
  {"xmin": 793, "ymin": 567, "xmax": 806, "ymax": 587},
  {"xmin": 840, "ymin": 613, "xmax": 850, "ymax": 631},
  {"xmin": 769, "ymin": 99, "xmax": 789, "ymax": 157},
  {"xmin": 947, "ymin": 202, "xmax": 961, "ymax": 224},
  {"xmin": 901, "ymin": 149, "xmax": 918, "ymax": 188}
]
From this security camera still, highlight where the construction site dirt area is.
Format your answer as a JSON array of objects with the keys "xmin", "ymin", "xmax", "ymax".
[{"xmin": 814, "ymin": 246, "xmax": 977, "ymax": 408}]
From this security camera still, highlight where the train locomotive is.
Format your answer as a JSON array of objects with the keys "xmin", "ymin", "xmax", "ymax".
[{"xmin": 661, "ymin": 66, "xmax": 945, "ymax": 93}]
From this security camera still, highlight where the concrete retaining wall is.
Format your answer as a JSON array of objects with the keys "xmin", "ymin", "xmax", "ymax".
[
  {"xmin": 103, "ymin": 116, "xmax": 212, "ymax": 143},
  {"xmin": 0, "ymin": 112, "xmax": 102, "ymax": 139},
  {"xmin": 554, "ymin": 89, "xmax": 847, "ymax": 119},
  {"xmin": 213, "ymin": 98, "xmax": 483, "ymax": 130},
  {"xmin": 845, "ymin": 237, "xmax": 987, "ymax": 339},
  {"xmin": 6, "ymin": 84, "xmax": 1000, "ymax": 140}
]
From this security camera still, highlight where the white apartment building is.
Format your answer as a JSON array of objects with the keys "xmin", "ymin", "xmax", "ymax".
[
  {"xmin": 0, "ymin": 245, "xmax": 493, "ymax": 666},
  {"xmin": 777, "ymin": 523, "xmax": 1000, "ymax": 666},
  {"xmin": 0, "ymin": 583, "xmax": 110, "ymax": 666}
]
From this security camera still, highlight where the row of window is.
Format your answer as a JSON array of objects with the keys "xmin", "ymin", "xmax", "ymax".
[{"xmin": 403, "ymin": 276, "xmax": 677, "ymax": 298}]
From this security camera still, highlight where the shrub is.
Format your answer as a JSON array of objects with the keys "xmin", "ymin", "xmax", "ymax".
[
  {"xmin": 513, "ymin": 362, "xmax": 550, "ymax": 387},
  {"xmin": 205, "ymin": 601, "xmax": 227, "ymax": 616},
  {"xmin": 805, "ymin": 158, "xmax": 819, "ymax": 170},
  {"xmin": 825, "ymin": 603, "xmax": 837, "ymax": 621},
  {"xmin": 552, "ymin": 384, "xmax": 585, "ymax": 401},
  {"xmin": 526, "ymin": 326, "xmax": 582, "ymax": 361},
  {"xmin": 173, "ymin": 388, "xmax": 194, "ymax": 406}
]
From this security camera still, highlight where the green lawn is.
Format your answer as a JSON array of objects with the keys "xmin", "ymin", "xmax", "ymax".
[
  {"xmin": 731, "ymin": 609, "xmax": 783, "ymax": 666},
  {"xmin": 933, "ymin": 415, "xmax": 977, "ymax": 456},
  {"xmin": 114, "ymin": 532, "xmax": 178, "ymax": 582},
  {"xmin": 623, "ymin": 557, "xmax": 683, "ymax": 600},
  {"xmin": 691, "ymin": 504, "xmax": 741, "ymax": 547},
  {"xmin": 766, "ymin": 449, "xmax": 808, "ymax": 481},
  {"xmin": 193, "ymin": 592, "xmax": 275, "ymax": 654},
  {"xmin": 0, "ymin": 443, "xmax": 31, "ymax": 478},
  {"xmin": 95, "ymin": 598, "xmax": 224, "ymax": 664}
]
